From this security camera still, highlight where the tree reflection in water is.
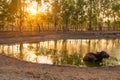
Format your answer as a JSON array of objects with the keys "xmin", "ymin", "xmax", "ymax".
[{"xmin": 0, "ymin": 39, "xmax": 120, "ymax": 67}]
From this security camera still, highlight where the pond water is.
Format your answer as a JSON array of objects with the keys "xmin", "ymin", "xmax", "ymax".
[{"xmin": 0, "ymin": 39, "xmax": 120, "ymax": 67}]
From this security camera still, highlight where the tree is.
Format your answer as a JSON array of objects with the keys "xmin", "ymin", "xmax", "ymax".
[
  {"xmin": 51, "ymin": 0, "xmax": 60, "ymax": 31},
  {"xmin": 0, "ymin": 0, "xmax": 20, "ymax": 30},
  {"xmin": 87, "ymin": 0, "xmax": 93, "ymax": 31},
  {"xmin": 0, "ymin": 0, "xmax": 8, "ymax": 30},
  {"xmin": 59, "ymin": 0, "xmax": 74, "ymax": 31},
  {"xmin": 112, "ymin": 0, "xmax": 120, "ymax": 30},
  {"xmin": 72, "ymin": 0, "xmax": 86, "ymax": 31}
]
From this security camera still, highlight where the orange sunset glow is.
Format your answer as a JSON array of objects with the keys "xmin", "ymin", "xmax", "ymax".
[{"xmin": 26, "ymin": 0, "xmax": 51, "ymax": 16}]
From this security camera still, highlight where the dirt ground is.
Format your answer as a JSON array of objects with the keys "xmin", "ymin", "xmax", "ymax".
[
  {"xmin": 0, "ymin": 31, "xmax": 120, "ymax": 44},
  {"xmin": 0, "ymin": 54, "xmax": 120, "ymax": 80},
  {"xmin": 0, "ymin": 55, "xmax": 120, "ymax": 80},
  {"xmin": 0, "ymin": 31, "xmax": 120, "ymax": 80}
]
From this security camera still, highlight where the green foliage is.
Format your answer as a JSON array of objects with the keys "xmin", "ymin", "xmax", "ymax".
[
  {"xmin": 0, "ymin": 0, "xmax": 120, "ymax": 31},
  {"xmin": 0, "ymin": 0, "xmax": 19, "ymax": 22}
]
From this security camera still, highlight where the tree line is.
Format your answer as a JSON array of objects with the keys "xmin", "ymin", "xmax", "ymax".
[{"xmin": 0, "ymin": 0, "xmax": 120, "ymax": 32}]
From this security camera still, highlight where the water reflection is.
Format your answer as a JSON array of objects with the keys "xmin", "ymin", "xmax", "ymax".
[{"xmin": 0, "ymin": 39, "xmax": 120, "ymax": 67}]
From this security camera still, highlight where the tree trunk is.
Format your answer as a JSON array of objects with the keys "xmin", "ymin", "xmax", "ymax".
[
  {"xmin": 88, "ymin": 0, "xmax": 92, "ymax": 31},
  {"xmin": 113, "ymin": 13, "xmax": 116, "ymax": 31},
  {"xmin": 54, "ymin": 0, "xmax": 58, "ymax": 31},
  {"xmin": 19, "ymin": 0, "xmax": 22, "ymax": 32}
]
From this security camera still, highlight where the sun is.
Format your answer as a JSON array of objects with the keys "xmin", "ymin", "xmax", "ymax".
[
  {"xmin": 27, "ymin": 1, "xmax": 37, "ymax": 15},
  {"xmin": 29, "ymin": 7, "xmax": 37, "ymax": 15},
  {"xmin": 26, "ymin": 0, "xmax": 51, "ymax": 16}
]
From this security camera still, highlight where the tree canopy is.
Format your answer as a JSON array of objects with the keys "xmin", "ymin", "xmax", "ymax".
[{"xmin": 0, "ymin": 0, "xmax": 120, "ymax": 31}]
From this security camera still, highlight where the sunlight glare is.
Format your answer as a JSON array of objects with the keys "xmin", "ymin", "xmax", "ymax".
[
  {"xmin": 29, "ymin": 7, "xmax": 37, "ymax": 15},
  {"xmin": 39, "ymin": 3, "xmax": 49, "ymax": 13},
  {"xmin": 27, "ymin": 1, "xmax": 37, "ymax": 15},
  {"xmin": 37, "ymin": 55, "xmax": 53, "ymax": 64},
  {"xmin": 27, "ymin": 0, "xmax": 51, "ymax": 15}
]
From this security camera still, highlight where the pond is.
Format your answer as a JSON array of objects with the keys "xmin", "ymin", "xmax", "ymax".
[{"xmin": 0, "ymin": 39, "xmax": 120, "ymax": 67}]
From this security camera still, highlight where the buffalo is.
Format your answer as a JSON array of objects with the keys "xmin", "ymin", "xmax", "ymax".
[{"xmin": 83, "ymin": 51, "xmax": 109, "ymax": 63}]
